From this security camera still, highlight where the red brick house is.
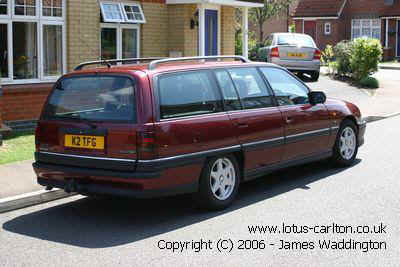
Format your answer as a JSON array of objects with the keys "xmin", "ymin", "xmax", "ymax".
[{"xmin": 292, "ymin": 0, "xmax": 400, "ymax": 61}]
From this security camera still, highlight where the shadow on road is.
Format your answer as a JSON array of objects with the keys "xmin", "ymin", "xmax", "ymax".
[{"xmin": 3, "ymin": 159, "xmax": 361, "ymax": 248}]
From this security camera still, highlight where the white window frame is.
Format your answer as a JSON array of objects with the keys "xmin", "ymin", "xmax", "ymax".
[
  {"xmin": 100, "ymin": 23, "xmax": 141, "ymax": 60},
  {"xmin": 12, "ymin": 0, "xmax": 39, "ymax": 19},
  {"xmin": 100, "ymin": 1, "xmax": 125, "ymax": 23},
  {"xmin": 0, "ymin": 0, "xmax": 11, "ymax": 18},
  {"xmin": 0, "ymin": 0, "xmax": 66, "ymax": 85},
  {"xmin": 40, "ymin": 0, "xmax": 65, "ymax": 22},
  {"xmin": 122, "ymin": 3, "xmax": 146, "ymax": 24},
  {"xmin": 352, "ymin": 19, "xmax": 381, "ymax": 40},
  {"xmin": 324, "ymin": 22, "xmax": 331, "ymax": 35},
  {"xmin": 100, "ymin": 1, "xmax": 146, "ymax": 24},
  {"xmin": 40, "ymin": 21, "xmax": 66, "ymax": 80}
]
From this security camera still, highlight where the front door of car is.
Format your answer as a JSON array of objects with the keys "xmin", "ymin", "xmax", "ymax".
[
  {"xmin": 260, "ymin": 67, "xmax": 331, "ymax": 161},
  {"xmin": 213, "ymin": 68, "xmax": 284, "ymax": 175}
]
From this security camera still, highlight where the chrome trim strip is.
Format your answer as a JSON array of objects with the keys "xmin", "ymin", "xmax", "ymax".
[
  {"xmin": 331, "ymin": 126, "xmax": 340, "ymax": 130},
  {"xmin": 138, "ymin": 145, "xmax": 241, "ymax": 164},
  {"xmin": 286, "ymin": 128, "xmax": 331, "ymax": 139},
  {"xmin": 243, "ymin": 137, "xmax": 284, "ymax": 149},
  {"xmin": 39, "ymin": 152, "xmax": 137, "ymax": 163}
]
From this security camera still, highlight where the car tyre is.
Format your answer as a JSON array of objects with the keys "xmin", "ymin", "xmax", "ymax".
[
  {"xmin": 311, "ymin": 71, "xmax": 320, "ymax": 81},
  {"xmin": 332, "ymin": 119, "xmax": 358, "ymax": 167},
  {"xmin": 194, "ymin": 155, "xmax": 240, "ymax": 211}
]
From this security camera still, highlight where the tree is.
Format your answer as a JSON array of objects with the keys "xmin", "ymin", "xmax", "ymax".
[{"xmin": 250, "ymin": 0, "xmax": 293, "ymax": 44}]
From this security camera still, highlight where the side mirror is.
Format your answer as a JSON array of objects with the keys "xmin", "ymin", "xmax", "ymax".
[{"xmin": 308, "ymin": 91, "xmax": 326, "ymax": 105}]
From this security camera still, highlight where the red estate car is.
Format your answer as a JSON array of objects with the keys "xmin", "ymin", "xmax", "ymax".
[{"xmin": 33, "ymin": 56, "xmax": 366, "ymax": 210}]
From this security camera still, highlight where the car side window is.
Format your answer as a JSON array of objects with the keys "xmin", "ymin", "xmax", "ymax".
[
  {"xmin": 214, "ymin": 69, "xmax": 242, "ymax": 111},
  {"xmin": 260, "ymin": 67, "xmax": 310, "ymax": 106},
  {"xmin": 158, "ymin": 71, "xmax": 223, "ymax": 119},
  {"xmin": 228, "ymin": 67, "xmax": 274, "ymax": 110}
]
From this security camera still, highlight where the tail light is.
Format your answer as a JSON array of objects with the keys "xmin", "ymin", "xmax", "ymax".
[
  {"xmin": 313, "ymin": 49, "xmax": 321, "ymax": 60},
  {"xmin": 35, "ymin": 122, "xmax": 41, "ymax": 151},
  {"xmin": 137, "ymin": 127, "xmax": 158, "ymax": 160},
  {"xmin": 270, "ymin": 47, "xmax": 280, "ymax": 58}
]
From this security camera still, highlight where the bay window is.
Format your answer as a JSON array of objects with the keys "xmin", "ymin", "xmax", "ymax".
[
  {"xmin": 352, "ymin": 19, "xmax": 381, "ymax": 40},
  {"xmin": 100, "ymin": 1, "xmax": 145, "ymax": 61},
  {"xmin": 0, "ymin": 0, "xmax": 65, "ymax": 84}
]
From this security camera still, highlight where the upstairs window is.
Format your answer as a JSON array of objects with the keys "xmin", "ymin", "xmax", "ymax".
[{"xmin": 100, "ymin": 2, "xmax": 145, "ymax": 24}]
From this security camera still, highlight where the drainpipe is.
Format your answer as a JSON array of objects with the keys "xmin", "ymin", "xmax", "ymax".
[{"xmin": 242, "ymin": 7, "xmax": 249, "ymax": 59}]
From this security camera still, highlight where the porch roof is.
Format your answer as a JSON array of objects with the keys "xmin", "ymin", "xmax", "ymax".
[
  {"xmin": 166, "ymin": 0, "xmax": 264, "ymax": 8},
  {"xmin": 292, "ymin": 0, "xmax": 347, "ymax": 18}
]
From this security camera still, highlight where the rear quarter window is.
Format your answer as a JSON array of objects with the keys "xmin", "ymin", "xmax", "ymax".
[{"xmin": 158, "ymin": 71, "xmax": 223, "ymax": 119}]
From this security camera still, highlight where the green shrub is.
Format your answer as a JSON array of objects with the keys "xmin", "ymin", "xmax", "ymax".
[
  {"xmin": 349, "ymin": 38, "xmax": 383, "ymax": 81},
  {"xmin": 359, "ymin": 76, "xmax": 379, "ymax": 88},
  {"xmin": 321, "ymin": 45, "xmax": 334, "ymax": 65},
  {"xmin": 333, "ymin": 40, "xmax": 353, "ymax": 76}
]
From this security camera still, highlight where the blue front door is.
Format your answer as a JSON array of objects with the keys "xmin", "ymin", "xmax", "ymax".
[
  {"xmin": 397, "ymin": 20, "xmax": 400, "ymax": 57},
  {"xmin": 205, "ymin": 10, "xmax": 218, "ymax": 56}
]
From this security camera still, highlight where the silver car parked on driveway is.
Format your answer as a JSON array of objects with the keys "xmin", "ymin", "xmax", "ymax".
[{"xmin": 258, "ymin": 33, "xmax": 321, "ymax": 81}]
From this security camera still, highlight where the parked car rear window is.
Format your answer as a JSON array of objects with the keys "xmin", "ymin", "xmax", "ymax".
[
  {"xmin": 277, "ymin": 34, "xmax": 315, "ymax": 47},
  {"xmin": 228, "ymin": 68, "xmax": 274, "ymax": 109},
  {"xmin": 158, "ymin": 71, "xmax": 223, "ymax": 119},
  {"xmin": 43, "ymin": 76, "xmax": 136, "ymax": 123}
]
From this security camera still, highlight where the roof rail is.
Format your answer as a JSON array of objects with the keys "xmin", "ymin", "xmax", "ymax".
[
  {"xmin": 148, "ymin": 55, "xmax": 250, "ymax": 70},
  {"xmin": 74, "ymin": 57, "xmax": 166, "ymax": 71}
]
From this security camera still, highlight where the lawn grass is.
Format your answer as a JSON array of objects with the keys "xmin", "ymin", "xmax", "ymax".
[{"xmin": 0, "ymin": 130, "xmax": 35, "ymax": 165}]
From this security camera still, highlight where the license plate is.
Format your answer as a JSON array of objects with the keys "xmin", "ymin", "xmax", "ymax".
[
  {"xmin": 288, "ymin": 52, "xmax": 306, "ymax": 58},
  {"xmin": 65, "ymin": 135, "xmax": 105, "ymax": 150}
]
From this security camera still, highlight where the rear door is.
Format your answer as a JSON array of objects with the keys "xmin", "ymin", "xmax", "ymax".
[
  {"xmin": 214, "ymin": 67, "xmax": 284, "ymax": 176},
  {"xmin": 260, "ymin": 67, "xmax": 331, "ymax": 161},
  {"xmin": 38, "ymin": 74, "xmax": 140, "ymax": 171},
  {"xmin": 153, "ymin": 70, "xmax": 238, "ymax": 159}
]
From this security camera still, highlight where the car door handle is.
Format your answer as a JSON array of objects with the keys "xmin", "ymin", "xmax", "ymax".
[
  {"xmin": 237, "ymin": 122, "xmax": 249, "ymax": 128},
  {"xmin": 286, "ymin": 117, "xmax": 293, "ymax": 124}
]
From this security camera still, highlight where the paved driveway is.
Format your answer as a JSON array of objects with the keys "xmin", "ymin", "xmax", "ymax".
[
  {"xmin": 304, "ymin": 69, "xmax": 400, "ymax": 118},
  {"xmin": 0, "ymin": 116, "xmax": 399, "ymax": 266}
]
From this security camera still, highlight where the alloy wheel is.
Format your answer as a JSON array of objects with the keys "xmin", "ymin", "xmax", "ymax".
[{"xmin": 209, "ymin": 158, "xmax": 236, "ymax": 201}]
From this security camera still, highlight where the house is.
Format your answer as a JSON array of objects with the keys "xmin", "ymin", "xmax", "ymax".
[
  {"xmin": 249, "ymin": 0, "xmax": 299, "ymax": 42},
  {"xmin": 0, "ymin": 0, "xmax": 263, "ymax": 129},
  {"xmin": 292, "ymin": 0, "xmax": 400, "ymax": 61}
]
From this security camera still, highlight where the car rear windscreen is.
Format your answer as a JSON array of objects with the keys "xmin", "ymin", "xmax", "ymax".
[
  {"xmin": 277, "ymin": 34, "xmax": 315, "ymax": 47},
  {"xmin": 43, "ymin": 76, "xmax": 136, "ymax": 123}
]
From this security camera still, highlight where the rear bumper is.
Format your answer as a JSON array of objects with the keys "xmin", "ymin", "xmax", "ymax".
[
  {"xmin": 37, "ymin": 177, "xmax": 197, "ymax": 199},
  {"xmin": 271, "ymin": 58, "xmax": 320, "ymax": 72},
  {"xmin": 33, "ymin": 160, "xmax": 199, "ymax": 198}
]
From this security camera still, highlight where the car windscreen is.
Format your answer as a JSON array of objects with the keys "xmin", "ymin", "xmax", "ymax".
[
  {"xmin": 43, "ymin": 75, "xmax": 136, "ymax": 123},
  {"xmin": 277, "ymin": 34, "xmax": 315, "ymax": 47}
]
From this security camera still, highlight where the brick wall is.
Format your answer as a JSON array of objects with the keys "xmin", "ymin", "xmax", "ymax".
[
  {"xmin": 142, "ymin": 2, "xmax": 169, "ymax": 57},
  {"xmin": 1, "ymin": 84, "xmax": 53, "ymax": 122},
  {"xmin": 295, "ymin": 19, "xmax": 303, "ymax": 34},
  {"xmin": 221, "ymin": 6, "xmax": 235, "ymax": 55}
]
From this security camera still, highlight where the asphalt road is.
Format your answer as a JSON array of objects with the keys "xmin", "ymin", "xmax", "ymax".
[
  {"xmin": 0, "ymin": 116, "xmax": 399, "ymax": 266},
  {"xmin": 304, "ymin": 69, "xmax": 400, "ymax": 117}
]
